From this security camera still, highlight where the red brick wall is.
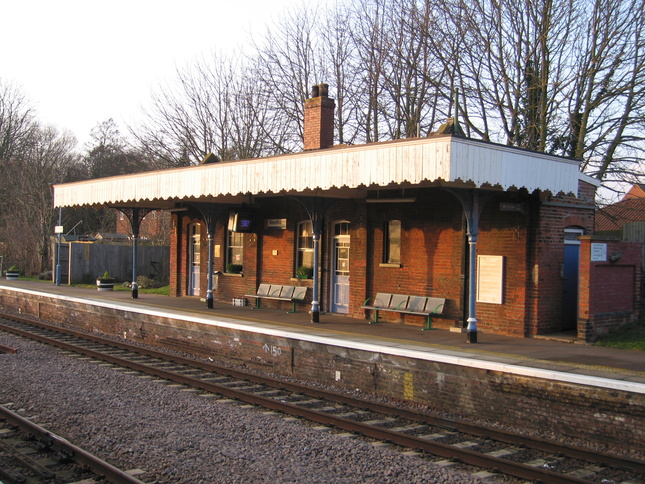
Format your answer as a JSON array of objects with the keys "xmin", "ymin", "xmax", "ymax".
[
  {"xmin": 116, "ymin": 210, "xmax": 169, "ymax": 240},
  {"xmin": 169, "ymin": 213, "xmax": 181, "ymax": 296},
  {"xmin": 167, "ymin": 182, "xmax": 597, "ymax": 337},
  {"xmin": 530, "ymin": 181, "xmax": 596, "ymax": 335},
  {"xmin": 363, "ymin": 191, "xmax": 464, "ymax": 326},
  {"xmin": 476, "ymin": 194, "xmax": 531, "ymax": 337},
  {"xmin": 579, "ymin": 237, "xmax": 641, "ymax": 342}
]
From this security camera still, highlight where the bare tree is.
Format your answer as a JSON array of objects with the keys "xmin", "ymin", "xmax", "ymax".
[
  {"xmin": 127, "ymin": 0, "xmax": 644, "ymax": 197},
  {"xmin": 570, "ymin": 0, "xmax": 645, "ymax": 188},
  {"xmin": 84, "ymin": 119, "xmax": 149, "ymax": 178},
  {"xmin": 132, "ymin": 51, "xmax": 292, "ymax": 167},
  {"xmin": 252, "ymin": 4, "xmax": 330, "ymax": 148},
  {"xmin": 1, "ymin": 123, "xmax": 80, "ymax": 274}
]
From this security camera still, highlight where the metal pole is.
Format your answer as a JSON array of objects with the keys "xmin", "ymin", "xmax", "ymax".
[
  {"xmin": 56, "ymin": 207, "xmax": 62, "ymax": 286},
  {"xmin": 131, "ymin": 208, "xmax": 139, "ymax": 299},
  {"xmin": 206, "ymin": 232, "xmax": 214, "ymax": 309},
  {"xmin": 466, "ymin": 233, "xmax": 478, "ymax": 343},
  {"xmin": 311, "ymin": 228, "xmax": 321, "ymax": 323},
  {"xmin": 446, "ymin": 189, "xmax": 492, "ymax": 344}
]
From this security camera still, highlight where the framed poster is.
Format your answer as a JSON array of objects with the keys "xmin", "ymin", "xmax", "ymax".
[{"xmin": 476, "ymin": 255, "xmax": 504, "ymax": 304}]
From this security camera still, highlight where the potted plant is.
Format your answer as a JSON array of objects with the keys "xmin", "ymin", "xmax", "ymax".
[
  {"xmin": 296, "ymin": 265, "xmax": 313, "ymax": 279},
  {"xmin": 225, "ymin": 263, "xmax": 243, "ymax": 274},
  {"xmin": 96, "ymin": 271, "xmax": 115, "ymax": 291},
  {"xmin": 5, "ymin": 266, "xmax": 19, "ymax": 280}
]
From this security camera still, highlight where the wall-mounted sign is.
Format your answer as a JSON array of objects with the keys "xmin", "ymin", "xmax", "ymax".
[
  {"xmin": 499, "ymin": 202, "xmax": 523, "ymax": 212},
  {"xmin": 265, "ymin": 218, "xmax": 287, "ymax": 229},
  {"xmin": 591, "ymin": 243, "xmax": 607, "ymax": 262},
  {"xmin": 476, "ymin": 255, "xmax": 504, "ymax": 304},
  {"xmin": 228, "ymin": 211, "xmax": 255, "ymax": 233}
]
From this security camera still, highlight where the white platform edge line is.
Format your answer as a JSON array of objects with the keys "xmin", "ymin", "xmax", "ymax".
[{"xmin": 3, "ymin": 286, "xmax": 644, "ymax": 395}]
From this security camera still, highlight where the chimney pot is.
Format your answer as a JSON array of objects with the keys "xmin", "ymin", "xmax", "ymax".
[{"xmin": 318, "ymin": 83, "xmax": 328, "ymax": 97}]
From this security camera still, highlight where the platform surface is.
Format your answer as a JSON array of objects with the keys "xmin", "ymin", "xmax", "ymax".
[{"xmin": 1, "ymin": 280, "xmax": 644, "ymax": 393}]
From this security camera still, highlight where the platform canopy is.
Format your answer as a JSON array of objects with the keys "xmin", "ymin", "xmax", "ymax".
[{"xmin": 53, "ymin": 135, "xmax": 593, "ymax": 209}]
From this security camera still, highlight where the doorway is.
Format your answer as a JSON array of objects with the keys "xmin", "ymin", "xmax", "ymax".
[
  {"xmin": 189, "ymin": 223, "xmax": 201, "ymax": 296},
  {"xmin": 331, "ymin": 222, "xmax": 350, "ymax": 313},
  {"xmin": 562, "ymin": 227, "xmax": 583, "ymax": 330}
]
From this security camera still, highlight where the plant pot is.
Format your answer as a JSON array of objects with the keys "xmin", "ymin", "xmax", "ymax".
[
  {"xmin": 5, "ymin": 271, "xmax": 19, "ymax": 280},
  {"xmin": 96, "ymin": 278, "xmax": 115, "ymax": 291}
]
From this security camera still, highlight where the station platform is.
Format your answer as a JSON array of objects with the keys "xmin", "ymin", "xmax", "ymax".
[{"xmin": 1, "ymin": 280, "xmax": 644, "ymax": 394}]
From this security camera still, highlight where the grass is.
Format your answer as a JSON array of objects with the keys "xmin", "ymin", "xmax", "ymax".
[
  {"xmin": 23, "ymin": 276, "xmax": 170, "ymax": 296},
  {"xmin": 74, "ymin": 283, "xmax": 170, "ymax": 295},
  {"xmin": 594, "ymin": 322, "xmax": 645, "ymax": 351}
]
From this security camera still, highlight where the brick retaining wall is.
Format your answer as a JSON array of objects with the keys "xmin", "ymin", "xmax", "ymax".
[{"xmin": 1, "ymin": 288, "xmax": 642, "ymax": 453}]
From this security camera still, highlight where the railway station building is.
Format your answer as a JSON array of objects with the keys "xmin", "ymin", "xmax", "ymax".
[{"xmin": 53, "ymin": 85, "xmax": 640, "ymax": 342}]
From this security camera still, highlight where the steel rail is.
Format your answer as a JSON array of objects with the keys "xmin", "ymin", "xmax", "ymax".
[
  {"xmin": 2, "ymin": 314, "xmax": 644, "ymax": 483},
  {"xmin": 0, "ymin": 405, "xmax": 146, "ymax": 484}
]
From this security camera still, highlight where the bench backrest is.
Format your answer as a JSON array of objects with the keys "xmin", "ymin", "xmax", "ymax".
[
  {"xmin": 279, "ymin": 286, "xmax": 296, "ymax": 298},
  {"xmin": 368, "ymin": 294, "xmax": 446, "ymax": 314},
  {"xmin": 389, "ymin": 294, "xmax": 409, "ymax": 310},
  {"xmin": 426, "ymin": 297, "xmax": 445, "ymax": 314},
  {"xmin": 292, "ymin": 287, "xmax": 307, "ymax": 301},
  {"xmin": 257, "ymin": 283, "xmax": 272, "ymax": 297},
  {"xmin": 372, "ymin": 293, "xmax": 392, "ymax": 308},
  {"xmin": 406, "ymin": 296, "xmax": 427, "ymax": 312}
]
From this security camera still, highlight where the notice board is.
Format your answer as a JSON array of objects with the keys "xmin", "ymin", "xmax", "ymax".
[{"xmin": 476, "ymin": 255, "xmax": 504, "ymax": 304}]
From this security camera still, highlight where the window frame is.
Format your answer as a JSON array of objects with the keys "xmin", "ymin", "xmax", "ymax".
[
  {"xmin": 295, "ymin": 220, "xmax": 314, "ymax": 277},
  {"xmin": 226, "ymin": 230, "xmax": 244, "ymax": 270},
  {"xmin": 380, "ymin": 219, "xmax": 402, "ymax": 267}
]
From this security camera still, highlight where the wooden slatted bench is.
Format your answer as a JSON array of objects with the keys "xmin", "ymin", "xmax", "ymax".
[
  {"xmin": 361, "ymin": 293, "xmax": 446, "ymax": 330},
  {"xmin": 249, "ymin": 284, "xmax": 308, "ymax": 313}
]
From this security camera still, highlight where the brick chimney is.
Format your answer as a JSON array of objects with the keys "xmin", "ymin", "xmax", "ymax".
[{"xmin": 303, "ymin": 84, "xmax": 335, "ymax": 150}]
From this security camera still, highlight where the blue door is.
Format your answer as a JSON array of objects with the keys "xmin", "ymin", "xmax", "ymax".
[{"xmin": 562, "ymin": 242, "xmax": 580, "ymax": 330}]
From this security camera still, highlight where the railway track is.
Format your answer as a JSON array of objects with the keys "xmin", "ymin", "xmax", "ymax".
[
  {"xmin": 0, "ymin": 402, "xmax": 146, "ymax": 484},
  {"xmin": 1, "ymin": 312, "xmax": 644, "ymax": 484}
]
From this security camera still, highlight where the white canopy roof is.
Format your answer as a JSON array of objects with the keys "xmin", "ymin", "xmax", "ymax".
[{"xmin": 53, "ymin": 135, "xmax": 591, "ymax": 208}]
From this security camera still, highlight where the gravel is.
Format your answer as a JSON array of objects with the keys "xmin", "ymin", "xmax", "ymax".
[{"xmin": 0, "ymin": 332, "xmax": 490, "ymax": 484}]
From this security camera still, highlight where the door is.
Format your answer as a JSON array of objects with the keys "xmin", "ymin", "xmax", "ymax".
[
  {"xmin": 331, "ymin": 222, "xmax": 350, "ymax": 313},
  {"xmin": 562, "ymin": 228, "xmax": 583, "ymax": 330},
  {"xmin": 189, "ymin": 223, "xmax": 201, "ymax": 296}
]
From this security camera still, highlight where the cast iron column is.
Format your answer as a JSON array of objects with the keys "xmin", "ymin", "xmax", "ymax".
[
  {"xmin": 190, "ymin": 203, "xmax": 222, "ymax": 309},
  {"xmin": 117, "ymin": 207, "xmax": 153, "ymax": 299},
  {"xmin": 290, "ymin": 196, "xmax": 340, "ymax": 323},
  {"xmin": 311, "ymin": 213, "xmax": 322, "ymax": 323},
  {"xmin": 206, "ymin": 231, "xmax": 215, "ymax": 308},
  {"xmin": 446, "ymin": 189, "xmax": 494, "ymax": 343},
  {"xmin": 131, "ymin": 207, "xmax": 140, "ymax": 298}
]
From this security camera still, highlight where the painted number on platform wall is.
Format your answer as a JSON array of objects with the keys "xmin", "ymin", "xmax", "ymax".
[{"xmin": 263, "ymin": 343, "xmax": 282, "ymax": 357}]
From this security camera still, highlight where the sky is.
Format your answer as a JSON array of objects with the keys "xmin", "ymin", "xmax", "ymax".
[{"xmin": 1, "ymin": 0, "xmax": 299, "ymax": 147}]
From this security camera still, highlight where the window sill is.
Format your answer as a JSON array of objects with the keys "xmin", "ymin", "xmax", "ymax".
[
  {"xmin": 379, "ymin": 263, "xmax": 402, "ymax": 268},
  {"xmin": 222, "ymin": 272, "xmax": 244, "ymax": 277}
]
